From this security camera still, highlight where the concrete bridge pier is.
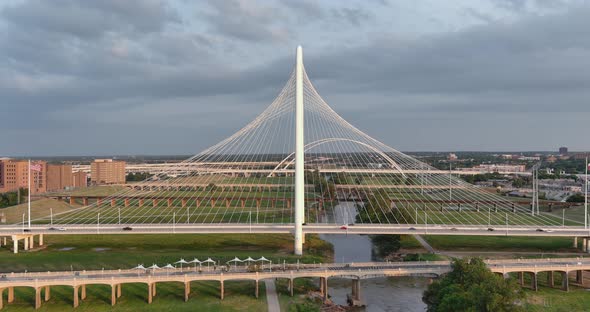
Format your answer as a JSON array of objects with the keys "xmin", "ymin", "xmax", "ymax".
[
  {"xmin": 11, "ymin": 234, "xmax": 39, "ymax": 254},
  {"xmin": 518, "ymin": 272, "xmax": 524, "ymax": 286},
  {"xmin": 288, "ymin": 279, "xmax": 294, "ymax": 297},
  {"xmin": 44, "ymin": 286, "xmax": 50, "ymax": 302},
  {"xmin": 576, "ymin": 270, "xmax": 584, "ymax": 286},
  {"xmin": 73, "ymin": 286, "xmax": 79, "ymax": 308},
  {"xmin": 561, "ymin": 272, "xmax": 569, "ymax": 291},
  {"xmin": 255, "ymin": 280, "xmax": 259, "ymax": 298},
  {"xmin": 147, "ymin": 283, "xmax": 153, "ymax": 304},
  {"xmin": 35, "ymin": 287, "xmax": 41, "ymax": 309},
  {"xmin": 220, "ymin": 280, "xmax": 224, "ymax": 300},
  {"xmin": 531, "ymin": 273, "xmax": 538, "ymax": 291},
  {"xmin": 320, "ymin": 277, "xmax": 328, "ymax": 301},
  {"xmin": 184, "ymin": 282, "xmax": 190, "ymax": 302},
  {"xmin": 574, "ymin": 237, "xmax": 578, "ymax": 248},
  {"xmin": 8, "ymin": 287, "xmax": 14, "ymax": 303},
  {"xmin": 348, "ymin": 278, "xmax": 362, "ymax": 306},
  {"xmin": 547, "ymin": 271, "xmax": 554, "ymax": 287},
  {"xmin": 81, "ymin": 285, "xmax": 86, "ymax": 300},
  {"xmin": 111, "ymin": 285, "xmax": 117, "ymax": 306}
]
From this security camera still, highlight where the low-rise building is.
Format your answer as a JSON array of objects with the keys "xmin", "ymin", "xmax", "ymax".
[
  {"xmin": 73, "ymin": 171, "xmax": 88, "ymax": 188},
  {"xmin": 458, "ymin": 164, "xmax": 526, "ymax": 173},
  {"xmin": 0, "ymin": 158, "xmax": 47, "ymax": 194},
  {"xmin": 91, "ymin": 159, "xmax": 125, "ymax": 185},
  {"xmin": 46, "ymin": 164, "xmax": 73, "ymax": 192}
]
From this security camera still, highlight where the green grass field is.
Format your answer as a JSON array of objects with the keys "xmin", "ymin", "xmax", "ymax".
[
  {"xmin": 524, "ymin": 287, "xmax": 590, "ymax": 312},
  {"xmin": 423, "ymin": 235, "xmax": 579, "ymax": 252},
  {"xmin": 1, "ymin": 199, "xmax": 80, "ymax": 223},
  {"xmin": 0, "ymin": 234, "xmax": 332, "ymax": 273}
]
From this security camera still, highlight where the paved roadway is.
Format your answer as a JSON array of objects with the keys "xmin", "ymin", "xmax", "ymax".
[{"xmin": 1, "ymin": 223, "xmax": 590, "ymax": 237}]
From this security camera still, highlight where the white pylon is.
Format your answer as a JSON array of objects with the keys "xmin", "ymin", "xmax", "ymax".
[{"xmin": 294, "ymin": 45, "xmax": 304, "ymax": 255}]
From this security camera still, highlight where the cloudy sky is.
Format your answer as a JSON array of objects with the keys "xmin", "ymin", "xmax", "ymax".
[{"xmin": 1, "ymin": 0, "xmax": 589, "ymax": 156}]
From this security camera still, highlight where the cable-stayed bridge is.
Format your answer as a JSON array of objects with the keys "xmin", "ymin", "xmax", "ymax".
[{"xmin": 2, "ymin": 46, "xmax": 586, "ymax": 255}]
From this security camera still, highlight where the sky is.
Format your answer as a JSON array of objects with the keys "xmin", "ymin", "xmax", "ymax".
[{"xmin": 1, "ymin": 0, "xmax": 589, "ymax": 156}]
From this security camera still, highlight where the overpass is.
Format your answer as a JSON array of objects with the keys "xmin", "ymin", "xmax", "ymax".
[
  {"xmin": 71, "ymin": 163, "xmax": 533, "ymax": 176},
  {"xmin": 0, "ymin": 258, "xmax": 589, "ymax": 309}
]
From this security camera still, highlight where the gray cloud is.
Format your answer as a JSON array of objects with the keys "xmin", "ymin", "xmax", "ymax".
[{"xmin": 1, "ymin": 0, "xmax": 589, "ymax": 155}]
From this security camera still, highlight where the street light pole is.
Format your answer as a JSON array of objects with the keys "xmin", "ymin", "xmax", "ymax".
[
  {"xmin": 28, "ymin": 159, "xmax": 31, "ymax": 229},
  {"xmin": 585, "ymin": 157, "xmax": 588, "ymax": 229}
]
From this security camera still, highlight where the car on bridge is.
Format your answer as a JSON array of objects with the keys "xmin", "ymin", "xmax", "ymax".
[
  {"xmin": 123, "ymin": 226, "xmax": 133, "ymax": 231},
  {"xmin": 48, "ymin": 227, "xmax": 66, "ymax": 231},
  {"xmin": 340, "ymin": 225, "xmax": 348, "ymax": 230}
]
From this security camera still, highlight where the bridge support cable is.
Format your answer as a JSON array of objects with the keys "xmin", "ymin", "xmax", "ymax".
[{"xmin": 23, "ymin": 46, "xmax": 581, "ymax": 234}]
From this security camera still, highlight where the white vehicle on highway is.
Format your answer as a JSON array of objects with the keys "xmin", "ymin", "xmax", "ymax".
[{"xmin": 48, "ymin": 227, "xmax": 66, "ymax": 231}]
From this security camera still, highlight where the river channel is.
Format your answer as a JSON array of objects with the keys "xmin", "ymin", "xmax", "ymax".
[{"xmin": 319, "ymin": 202, "xmax": 428, "ymax": 312}]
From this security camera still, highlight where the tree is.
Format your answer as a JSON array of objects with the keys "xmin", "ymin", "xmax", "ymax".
[
  {"xmin": 423, "ymin": 258, "xmax": 524, "ymax": 312},
  {"xmin": 566, "ymin": 193, "xmax": 585, "ymax": 203},
  {"xmin": 370, "ymin": 235, "xmax": 401, "ymax": 258}
]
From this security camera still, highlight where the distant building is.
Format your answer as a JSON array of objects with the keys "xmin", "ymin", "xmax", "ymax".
[
  {"xmin": 516, "ymin": 155, "xmax": 541, "ymax": 161},
  {"xmin": 559, "ymin": 147, "xmax": 568, "ymax": 155},
  {"xmin": 447, "ymin": 153, "xmax": 458, "ymax": 161},
  {"xmin": 90, "ymin": 159, "xmax": 125, "ymax": 185},
  {"xmin": 458, "ymin": 164, "xmax": 526, "ymax": 173},
  {"xmin": 72, "ymin": 171, "xmax": 88, "ymax": 188},
  {"xmin": 573, "ymin": 153, "xmax": 590, "ymax": 160},
  {"xmin": 0, "ymin": 158, "xmax": 47, "ymax": 194},
  {"xmin": 546, "ymin": 155, "xmax": 557, "ymax": 163},
  {"xmin": 46, "ymin": 164, "xmax": 73, "ymax": 192}
]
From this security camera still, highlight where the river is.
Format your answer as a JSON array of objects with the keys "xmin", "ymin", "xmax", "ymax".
[{"xmin": 319, "ymin": 202, "xmax": 428, "ymax": 312}]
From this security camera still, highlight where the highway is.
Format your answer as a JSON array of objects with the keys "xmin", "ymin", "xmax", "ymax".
[{"xmin": 1, "ymin": 223, "xmax": 590, "ymax": 237}]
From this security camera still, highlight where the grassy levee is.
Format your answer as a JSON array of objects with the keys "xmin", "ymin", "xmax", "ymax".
[
  {"xmin": 0, "ymin": 234, "xmax": 332, "ymax": 273},
  {"xmin": 423, "ymin": 235, "xmax": 580, "ymax": 252},
  {"xmin": 400, "ymin": 235, "xmax": 423, "ymax": 249},
  {"xmin": 1, "ymin": 199, "xmax": 80, "ymax": 223},
  {"xmin": 53, "ymin": 186, "xmax": 127, "ymax": 197}
]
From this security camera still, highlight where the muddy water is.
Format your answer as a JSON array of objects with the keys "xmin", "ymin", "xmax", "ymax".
[{"xmin": 319, "ymin": 202, "xmax": 428, "ymax": 312}]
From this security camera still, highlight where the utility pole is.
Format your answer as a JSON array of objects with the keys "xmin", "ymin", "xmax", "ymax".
[
  {"xmin": 28, "ymin": 159, "xmax": 31, "ymax": 229},
  {"xmin": 585, "ymin": 157, "xmax": 588, "ymax": 229},
  {"xmin": 294, "ymin": 45, "xmax": 305, "ymax": 255},
  {"xmin": 536, "ymin": 166, "xmax": 540, "ymax": 215},
  {"xmin": 531, "ymin": 166, "xmax": 535, "ymax": 216},
  {"xmin": 449, "ymin": 162, "xmax": 452, "ymax": 201}
]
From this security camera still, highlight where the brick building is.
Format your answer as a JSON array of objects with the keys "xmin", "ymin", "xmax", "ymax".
[
  {"xmin": 90, "ymin": 159, "xmax": 125, "ymax": 185},
  {"xmin": 0, "ymin": 158, "xmax": 47, "ymax": 194},
  {"xmin": 46, "ymin": 164, "xmax": 73, "ymax": 192},
  {"xmin": 73, "ymin": 171, "xmax": 88, "ymax": 188}
]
